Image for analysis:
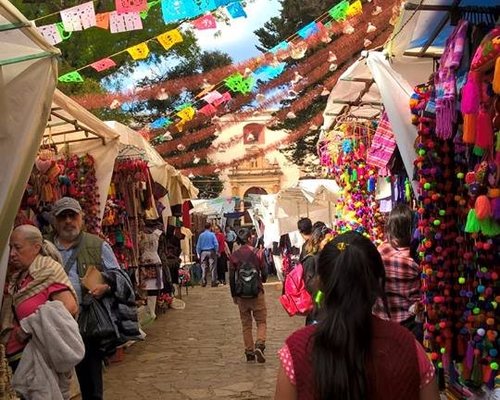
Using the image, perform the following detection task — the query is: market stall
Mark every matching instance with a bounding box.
[318,2,500,396]
[0,0,60,299]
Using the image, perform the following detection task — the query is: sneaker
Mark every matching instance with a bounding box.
[245,352,256,362]
[254,348,265,363]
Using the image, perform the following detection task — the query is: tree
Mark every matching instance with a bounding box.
[254,0,336,51]
[254,0,337,174]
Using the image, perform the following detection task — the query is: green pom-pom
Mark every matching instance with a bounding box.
[465,209,481,233]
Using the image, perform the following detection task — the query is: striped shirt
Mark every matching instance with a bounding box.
[374,242,421,323]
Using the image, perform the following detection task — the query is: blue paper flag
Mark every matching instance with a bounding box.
[151,117,172,129]
[161,0,216,23]
[252,62,286,83]
[270,41,288,54]
[297,22,319,39]
[226,2,246,18]
[215,0,233,5]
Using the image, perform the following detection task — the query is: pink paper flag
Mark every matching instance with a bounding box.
[37,24,63,45]
[202,90,222,104]
[115,0,147,14]
[198,103,217,116]
[60,1,96,31]
[213,92,232,106]
[192,14,217,30]
[109,11,143,33]
[90,58,117,72]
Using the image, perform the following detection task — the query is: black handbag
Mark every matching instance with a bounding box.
[78,294,117,341]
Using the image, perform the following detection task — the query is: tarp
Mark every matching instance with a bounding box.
[366,51,419,191]
[0,0,60,300]
[250,179,341,246]
[387,0,498,58]
[48,91,121,221]
[104,121,199,223]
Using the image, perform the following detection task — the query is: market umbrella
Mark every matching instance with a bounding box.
[0,1,60,300]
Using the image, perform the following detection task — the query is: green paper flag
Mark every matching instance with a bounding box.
[55,22,72,40]
[140,0,160,19]
[328,0,349,22]
[224,73,255,94]
[58,71,84,83]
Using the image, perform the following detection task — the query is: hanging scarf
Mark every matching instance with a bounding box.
[435,19,469,139]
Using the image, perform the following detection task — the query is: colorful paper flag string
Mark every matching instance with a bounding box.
[297,22,319,39]
[157,29,183,50]
[58,71,84,83]
[60,1,96,31]
[161,0,216,24]
[109,11,143,33]
[226,2,246,18]
[192,14,217,30]
[90,58,117,72]
[224,73,255,94]
[346,0,363,18]
[115,0,148,14]
[329,0,349,21]
[127,43,150,60]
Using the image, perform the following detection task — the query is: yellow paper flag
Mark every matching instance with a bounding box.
[127,42,150,60]
[346,0,362,17]
[176,106,195,122]
[157,29,183,51]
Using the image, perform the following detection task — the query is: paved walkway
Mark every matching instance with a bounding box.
[103,281,303,400]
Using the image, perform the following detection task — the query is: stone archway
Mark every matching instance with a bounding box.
[243,186,267,224]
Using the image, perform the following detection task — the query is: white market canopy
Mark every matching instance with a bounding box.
[249,179,342,246]
[0,0,60,300]
[105,121,199,207]
[388,0,499,58]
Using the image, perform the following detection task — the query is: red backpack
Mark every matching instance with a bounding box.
[279,261,313,317]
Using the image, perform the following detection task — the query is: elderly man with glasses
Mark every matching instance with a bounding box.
[49,197,120,400]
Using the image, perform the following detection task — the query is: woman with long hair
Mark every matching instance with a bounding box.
[275,231,439,400]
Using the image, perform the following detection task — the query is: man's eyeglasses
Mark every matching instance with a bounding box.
[56,211,80,220]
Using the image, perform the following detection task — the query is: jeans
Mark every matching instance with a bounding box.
[237,293,267,352]
[200,250,217,285]
[75,340,104,400]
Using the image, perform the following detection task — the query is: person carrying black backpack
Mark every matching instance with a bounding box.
[229,228,268,363]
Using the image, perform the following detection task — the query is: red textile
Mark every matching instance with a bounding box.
[182,201,192,229]
[366,112,397,175]
[215,232,226,255]
[285,316,420,400]
[6,275,70,356]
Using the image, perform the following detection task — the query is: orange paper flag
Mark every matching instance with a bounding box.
[95,12,110,29]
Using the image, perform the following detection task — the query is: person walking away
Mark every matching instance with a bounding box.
[274,231,439,400]
[297,218,312,260]
[1,225,79,371]
[301,225,330,325]
[229,228,267,363]
[49,197,124,400]
[214,225,229,285]
[196,222,219,287]
[373,203,423,342]
[225,225,237,253]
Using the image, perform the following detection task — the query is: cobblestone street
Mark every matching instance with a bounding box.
[103,281,302,400]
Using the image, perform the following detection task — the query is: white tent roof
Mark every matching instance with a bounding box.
[388,0,498,58]
[47,90,120,147]
[104,121,199,205]
[0,0,60,300]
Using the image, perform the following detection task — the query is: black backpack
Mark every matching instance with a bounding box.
[235,261,260,298]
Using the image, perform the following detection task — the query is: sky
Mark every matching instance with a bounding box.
[193,0,282,62]
[108,0,282,89]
